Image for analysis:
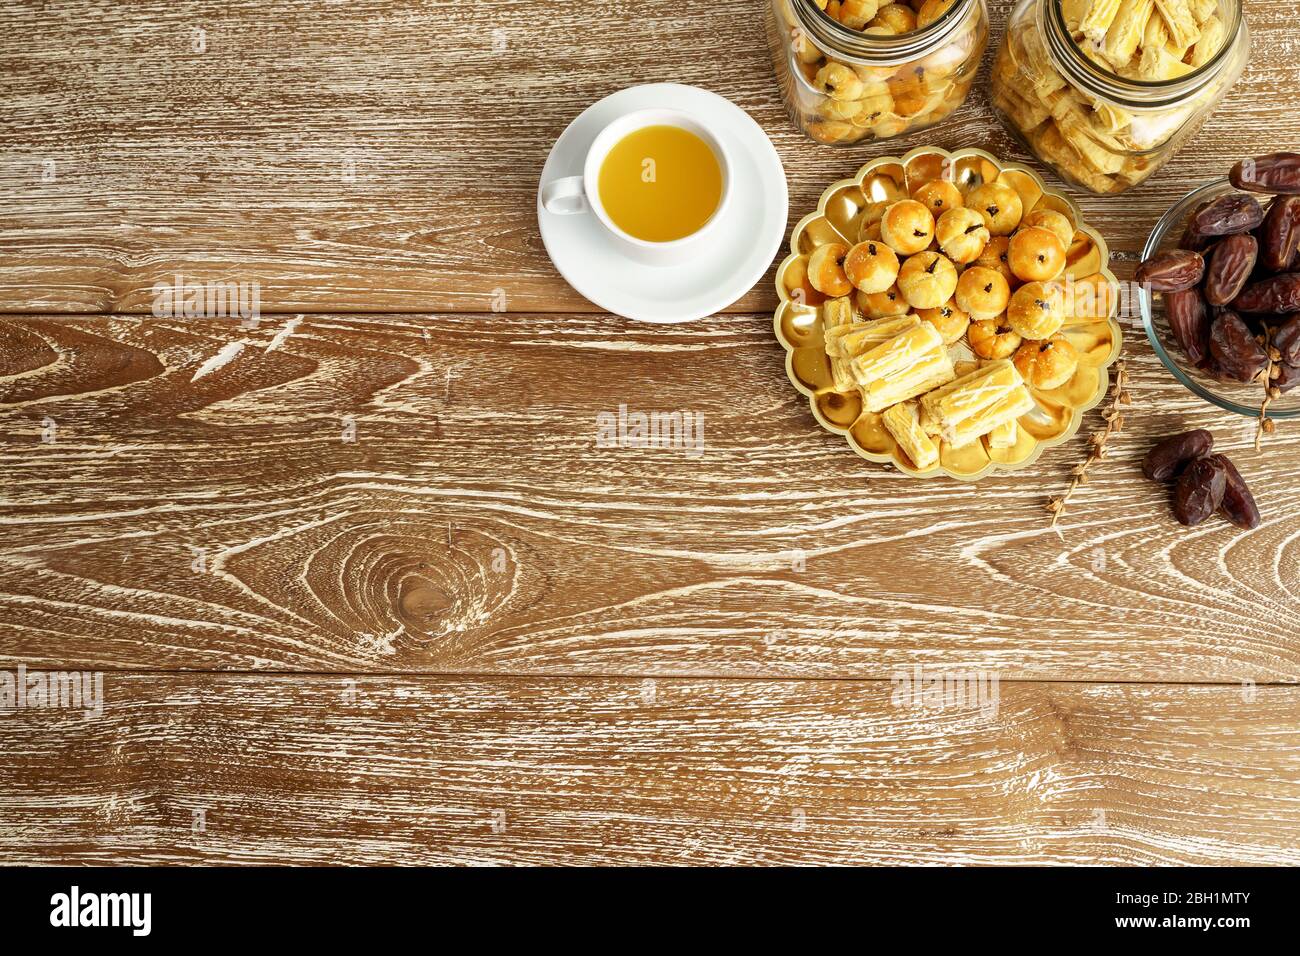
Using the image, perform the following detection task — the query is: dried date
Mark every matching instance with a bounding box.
[1260,196,1300,272]
[1142,429,1213,482]
[1207,454,1261,530]
[1166,287,1212,365]
[1232,274,1300,314]
[1136,249,1204,292]
[1209,310,1268,382]
[1230,152,1300,196]
[1204,233,1257,306]
[1173,456,1227,527]
[1180,201,1213,251]
[1274,314,1300,366]
[1191,193,1265,236]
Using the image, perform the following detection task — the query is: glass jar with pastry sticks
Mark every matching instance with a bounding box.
[990,0,1248,195]
[765,0,989,146]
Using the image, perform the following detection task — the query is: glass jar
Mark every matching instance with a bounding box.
[765,0,989,146]
[990,0,1248,194]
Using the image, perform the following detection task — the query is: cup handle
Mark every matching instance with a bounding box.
[541,175,588,215]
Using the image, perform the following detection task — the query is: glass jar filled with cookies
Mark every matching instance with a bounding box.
[765,0,989,146]
[990,0,1248,194]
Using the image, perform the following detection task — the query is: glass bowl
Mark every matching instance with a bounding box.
[1140,177,1300,419]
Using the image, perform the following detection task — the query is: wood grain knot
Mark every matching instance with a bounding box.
[398,581,453,622]
[204,510,524,665]
[338,520,519,660]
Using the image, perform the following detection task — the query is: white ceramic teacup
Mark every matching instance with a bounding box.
[539,108,732,267]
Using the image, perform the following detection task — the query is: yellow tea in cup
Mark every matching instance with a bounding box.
[597,125,722,243]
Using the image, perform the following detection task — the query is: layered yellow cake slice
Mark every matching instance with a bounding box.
[825,315,921,356]
[848,320,955,413]
[826,323,877,391]
[1154,0,1200,50]
[1062,0,1092,29]
[837,314,922,354]
[986,416,1020,450]
[920,360,1036,448]
[822,295,854,332]
[1078,0,1121,45]
[824,309,922,393]
[825,321,871,357]
[1188,14,1223,67]
[821,297,857,392]
[1103,0,1155,67]
[882,401,940,470]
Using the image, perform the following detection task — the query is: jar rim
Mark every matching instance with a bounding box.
[1043,0,1244,109]
[790,0,977,64]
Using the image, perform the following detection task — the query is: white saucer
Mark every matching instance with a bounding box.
[537,83,788,324]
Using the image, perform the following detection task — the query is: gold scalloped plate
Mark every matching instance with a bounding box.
[773,146,1123,481]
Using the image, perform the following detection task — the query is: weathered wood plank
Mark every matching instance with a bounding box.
[0,674,1294,865]
[0,1,1296,313]
[2,313,1296,679]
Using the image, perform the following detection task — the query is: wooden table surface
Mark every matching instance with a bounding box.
[1,0,1297,865]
